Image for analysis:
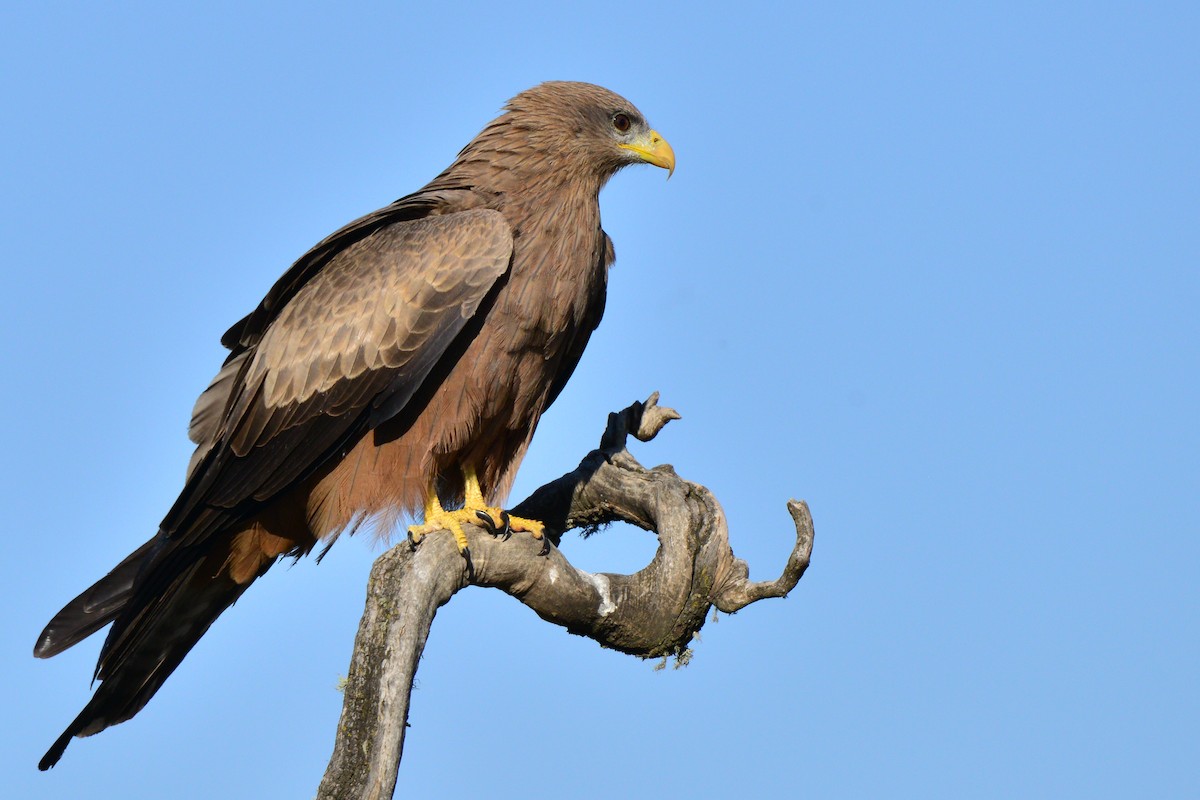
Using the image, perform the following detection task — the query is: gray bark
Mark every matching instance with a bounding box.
[316,394,814,800]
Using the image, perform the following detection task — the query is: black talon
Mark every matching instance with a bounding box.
[537,536,551,557]
[475,509,499,536]
[498,510,512,541]
[407,531,419,551]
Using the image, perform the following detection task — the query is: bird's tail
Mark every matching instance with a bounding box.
[34,538,157,659]
[36,535,269,770]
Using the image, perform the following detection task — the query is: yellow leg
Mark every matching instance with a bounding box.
[462,465,488,509]
[406,466,547,556]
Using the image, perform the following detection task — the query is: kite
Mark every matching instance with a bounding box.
[35,81,674,769]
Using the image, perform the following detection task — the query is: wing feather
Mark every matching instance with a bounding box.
[218,189,469,351]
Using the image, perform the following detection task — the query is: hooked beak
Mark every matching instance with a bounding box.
[619,129,675,177]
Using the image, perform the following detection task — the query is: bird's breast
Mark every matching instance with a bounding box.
[502,207,605,346]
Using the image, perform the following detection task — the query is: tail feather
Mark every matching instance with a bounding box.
[34,539,157,659]
[38,541,268,770]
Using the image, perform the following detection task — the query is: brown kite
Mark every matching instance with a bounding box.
[35,81,674,769]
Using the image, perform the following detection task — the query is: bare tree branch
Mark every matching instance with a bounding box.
[317,394,813,799]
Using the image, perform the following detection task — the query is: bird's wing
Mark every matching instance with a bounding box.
[218,191,455,351]
[165,208,512,550]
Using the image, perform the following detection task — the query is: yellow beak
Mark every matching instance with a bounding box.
[619,130,675,177]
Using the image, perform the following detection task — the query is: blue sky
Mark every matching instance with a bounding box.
[2,3,1196,798]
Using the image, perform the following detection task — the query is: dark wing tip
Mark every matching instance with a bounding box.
[34,537,156,659]
[220,313,251,350]
[33,589,125,659]
[33,627,59,659]
[39,728,74,770]
[34,613,87,658]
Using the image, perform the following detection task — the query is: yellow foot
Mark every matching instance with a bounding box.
[407,466,550,556]
[407,507,549,556]
[407,507,476,554]
[471,508,549,555]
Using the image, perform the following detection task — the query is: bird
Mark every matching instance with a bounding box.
[34,81,674,769]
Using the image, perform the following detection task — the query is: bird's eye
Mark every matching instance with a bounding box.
[612,113,632,133]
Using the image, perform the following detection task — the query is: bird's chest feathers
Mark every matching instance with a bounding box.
[500,211,605,355]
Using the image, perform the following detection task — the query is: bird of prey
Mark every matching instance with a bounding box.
[35,81,674,769]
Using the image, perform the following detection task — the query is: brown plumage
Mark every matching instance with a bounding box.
[34,81,674,769]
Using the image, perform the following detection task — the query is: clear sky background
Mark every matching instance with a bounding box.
[2,3,1196,798]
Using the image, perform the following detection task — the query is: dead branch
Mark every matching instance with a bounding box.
[316,393,814,800]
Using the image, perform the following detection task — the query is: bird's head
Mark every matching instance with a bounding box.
[464,81,675,188]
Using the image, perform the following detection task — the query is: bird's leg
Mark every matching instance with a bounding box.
[405,467,548,556]
[462,469,511,540]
